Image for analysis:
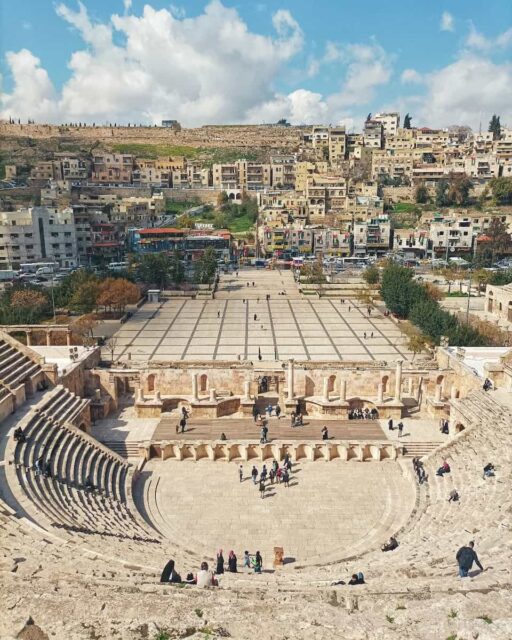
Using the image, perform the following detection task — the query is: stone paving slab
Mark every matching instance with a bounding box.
[113,271,414,363]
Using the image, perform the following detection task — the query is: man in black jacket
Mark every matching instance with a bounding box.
[456,541,483,577]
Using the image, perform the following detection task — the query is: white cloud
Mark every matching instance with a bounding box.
[413,55,512,129]
[440,11,454,32]
[465,22,512,51]
[401,68,423,84]
[0,0,393,128]
[1,1,305,126]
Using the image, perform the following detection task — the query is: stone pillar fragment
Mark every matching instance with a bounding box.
[287,358,295,401]
[339,379,347,403]
[394,360,403,401]
[322,378,329,402]
[377,383,383,404]
[191,374,199,402]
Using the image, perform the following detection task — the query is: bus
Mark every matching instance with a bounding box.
[19,262,58,275]
[341,256,373,268]
[107,261,130,272]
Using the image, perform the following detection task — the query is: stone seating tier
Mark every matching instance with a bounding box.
[6,385,154,542]
[0,339,42,390]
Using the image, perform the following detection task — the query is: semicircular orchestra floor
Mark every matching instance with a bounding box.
[138,460,416,567]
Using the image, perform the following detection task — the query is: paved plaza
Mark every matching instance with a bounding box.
[143,459,415,565]
[113,270,413,362]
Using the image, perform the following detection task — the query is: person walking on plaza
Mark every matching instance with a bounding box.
[276,466,282,484]
[260,464,267,482]
[321,426,329,440]
[259,478,266,499]
[269,468,275,484]
[252,404,259,422]
[282,469,290,487]
[179,416,187,433]
[398,421,404,438]
[456,541,483,577]
[239,465,243,483]
[388,418,393,431]
[243,550,251,569]
[275,403,281,419]
[251,465,258,484]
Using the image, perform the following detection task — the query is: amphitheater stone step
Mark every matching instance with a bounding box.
[402,442,442,457]
[100,440,141,458]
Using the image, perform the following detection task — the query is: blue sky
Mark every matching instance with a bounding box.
[1,0,511,128]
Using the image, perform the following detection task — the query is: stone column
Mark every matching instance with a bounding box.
[434,384,442,403]
[191,374,199,402]
[243,380,251,400]
[136,388,145,403]
[377,383,383,404]
[66,330,72,346]
[394,360,403,402]
[339,379,347,403]
[209,388,217,402]
[450,385,457,400]
[287,358,295,401]
[407,377,413,396]
[155,390,161,402]
[322,377,329,402]
[26,330,32,346]
[46,330,52,346]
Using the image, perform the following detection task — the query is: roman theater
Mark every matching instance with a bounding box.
[1,270,511,638]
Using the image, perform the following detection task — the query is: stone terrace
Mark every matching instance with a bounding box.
[113,270,413,363]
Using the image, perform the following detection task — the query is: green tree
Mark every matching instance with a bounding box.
[175,214,195,229]
[194,246,218,284]
[407,333,429,361]
[137,253,171,288]
[69,280,99,313]
[363,265,380,285]
[301,259,326,284]
[403,113,412,129]
[488,114,501,140]
[435,180,449,207]
[414,183,429,204]
[380,262,423,317]
[488,177,512,205]
[446,173,472,205]
[169,250,185,284]
[217,191,229,206]
[486,217,512,260]
[409,299,455,342]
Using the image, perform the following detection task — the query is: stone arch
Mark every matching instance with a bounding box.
[305,376,316,397]
[235,193,241,200]
[436,375,444,386]
[327,375,336,393]
[228,192,235,200]
[147,374,155,393]
[381,375,389,393]
[199,374,208,393]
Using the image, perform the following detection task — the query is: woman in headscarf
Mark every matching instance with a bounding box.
[160,559,182,583]
[216,549,225,575]
[228,550,237,573]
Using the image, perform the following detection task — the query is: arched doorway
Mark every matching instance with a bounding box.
[199,374,208,393]
[328,375,336,393]
[147,374,155,392]
[381,375,389,394]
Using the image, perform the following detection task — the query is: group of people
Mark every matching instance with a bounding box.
[349,407,378,420]
[387,418,404,436]
[160,550,264,586]
[290,411,304,427]
[246,456,294,498]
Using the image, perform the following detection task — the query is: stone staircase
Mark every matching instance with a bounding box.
[402,441,442,458]
[100,440,142,458]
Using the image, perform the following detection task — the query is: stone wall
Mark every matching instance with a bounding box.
[60,349,101,397]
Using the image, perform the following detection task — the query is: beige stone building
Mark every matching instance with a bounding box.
[485,284,512,322]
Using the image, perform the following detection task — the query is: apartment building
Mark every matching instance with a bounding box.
[393,228,430,258]
[430,216,474,254]
[373,113,400,138]
[30,161,62,182]
[353,215,391,255]
[270,155,296,188]
[91,153,134,184]
[328,127,347,164]
[0,207,78,269]
[363,121,383,149]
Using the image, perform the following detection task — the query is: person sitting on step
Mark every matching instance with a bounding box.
[436,459,451,476]
[381,536,398,552]
[483,462,495,479]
